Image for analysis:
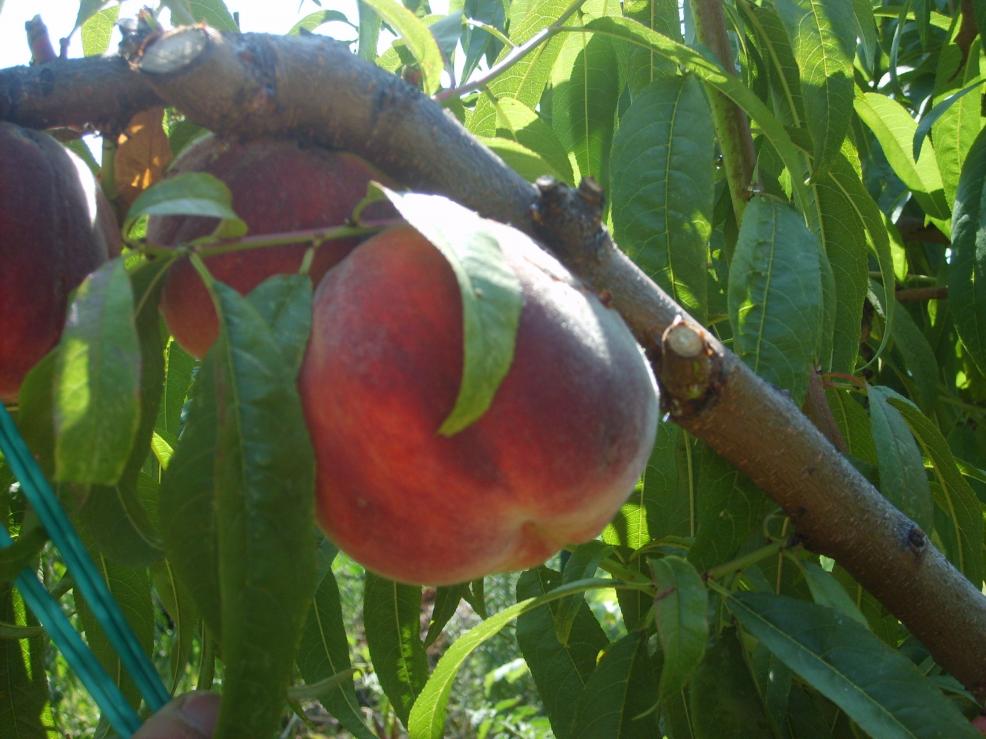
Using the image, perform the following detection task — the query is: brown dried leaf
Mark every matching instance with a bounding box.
[114,106,172,212]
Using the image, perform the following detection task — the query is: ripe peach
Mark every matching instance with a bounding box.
[0,122,117,402]
[148,136,391,358]
[299,226,659,585]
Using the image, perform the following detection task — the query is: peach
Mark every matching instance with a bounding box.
[299,226,659,585]
[148,136,392,358]
[0,122,117,402]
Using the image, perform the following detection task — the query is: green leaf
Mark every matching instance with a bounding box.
[150,561,199,692]
[516,567,608,737]
[931,61,983,208]
[468,0,573,136]
[728,196,823,403]
[475,135,568,181]
[207,280,316,738]
[243,274,313,375]
[164,0,239,32]
[727,592,981,739]
[382,190,523,435]
[554,541,612,644]
[688,444,769,573]
[126,172,243,235]
[650,556,708,699]
[689,629,772,739]
[571,631,660,737]
[364,574,429,726]
[799,559,869,628]
[159,350,222,640]
[604,424,691,550]
[812,149,870,372]
[888,395,985,586]
[77,481,163,567]
[775,0,856,175]
[54,258,141,485]
[357,1,382,60]
[363,0,444,94]
[73,0,111,30]
[610,75,713,322]
[299,570,375,739]
[853,92,949,220]
[492,97,574,182]
[81,6,119,57]
[77,558,155,714]
[817,155,895,366]
[584,16,814,224]
[867,385,933,531]
[851,0,878,72]
[949,123,986,375]
[0,583,53,738]
[407,578,622,739]
[289,10,354,35]
[738,2,805,127]
[890,301,940,412]
[550,29,620,182]
[155,339,195,448]
[621,0,680,93]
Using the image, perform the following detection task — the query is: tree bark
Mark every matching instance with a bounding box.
[3,27,986,698]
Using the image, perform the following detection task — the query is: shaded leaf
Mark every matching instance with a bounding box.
[610,75,713,322]
[492,97,575,183]
[949,124,986,375]
[728,592,980,738]
[867,385,934,531]
[364,574,429,727]
[650,556,708,699]
[126,172,243,235]
[516,567,608,737]
[299,571,375,739]
[0,583,53,738]
[571,631,660,738]
[728,196,823,403]
[775,0,856,175]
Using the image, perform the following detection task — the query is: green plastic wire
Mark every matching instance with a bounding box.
[0,525,141,737]
[0,405,170,714]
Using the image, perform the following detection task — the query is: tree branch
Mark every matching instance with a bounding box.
[2,27,986,698]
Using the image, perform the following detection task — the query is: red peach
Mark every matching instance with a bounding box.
[299,225,659,585]
[148,136,392,358]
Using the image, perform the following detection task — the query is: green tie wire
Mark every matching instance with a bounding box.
[0,404,170,723]
[0,525,142,737]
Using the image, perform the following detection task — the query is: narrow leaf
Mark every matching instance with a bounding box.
[949,124,986,374]
[571,632,660,738]
[650,556,708,699]
[54,258,141,484]
[0,584,53,737]
[208,280,316,738]
[364,574,429,727]
[424,584,468,647]
[689,629,773,738]
[610,75,713,322]
[728,592,980,738]
[550,29,620,182]
[728,196,823,403]
[775,0,856,175]
[798,560,868,627]
[516,567,608,737]
[888,395,985,586]
[407,578,621,739]
[854,92,949,220]
[126,172,243,234]
[299,571,375,739]
[492,97,575,183]
[867,385,933,531]
[383,190,523,435]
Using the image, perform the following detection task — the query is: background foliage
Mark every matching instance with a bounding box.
[2,0,986,737]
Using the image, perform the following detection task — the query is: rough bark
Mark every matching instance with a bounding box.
[3,27,986,698]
